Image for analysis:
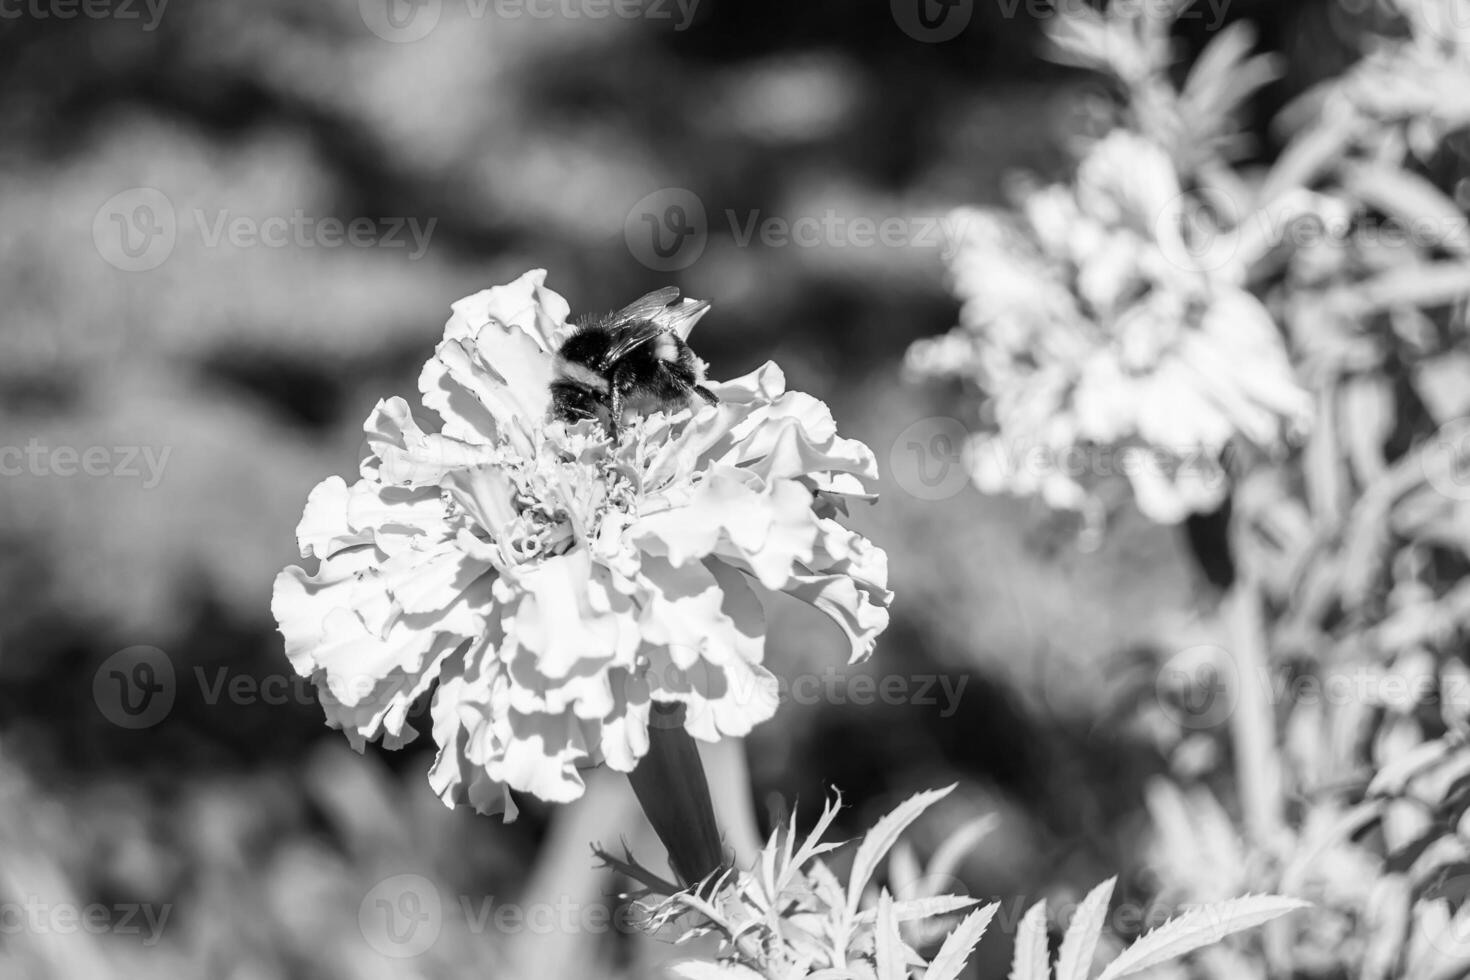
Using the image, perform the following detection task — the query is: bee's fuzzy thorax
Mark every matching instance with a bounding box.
[554,354,610,393]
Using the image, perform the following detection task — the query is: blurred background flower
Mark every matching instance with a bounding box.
[907,129,1312,526]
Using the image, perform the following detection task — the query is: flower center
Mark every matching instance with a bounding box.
[451,424,643,568]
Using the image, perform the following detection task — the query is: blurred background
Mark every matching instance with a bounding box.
[0,0,1435,977]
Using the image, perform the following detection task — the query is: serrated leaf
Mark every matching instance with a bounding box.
[809,859,847,914]
[1095,896,1309,980]
[925,902,999,980]
[855,895,979,927]
[876,890,907,980]
[1056,878,1117,980]
[845,786,956,916]
[1010,899,1050,980]
[787,791,847,891]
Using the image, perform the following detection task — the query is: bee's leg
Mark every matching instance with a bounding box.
[692,384,719,405]
[607,375,624,439]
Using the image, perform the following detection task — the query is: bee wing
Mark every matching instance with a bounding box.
[613,287,681,318]
[613,287,712,340]
[599,320,667,370]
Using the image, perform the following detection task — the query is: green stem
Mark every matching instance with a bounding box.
[627,702,727,888]
[1227,567,1286,846]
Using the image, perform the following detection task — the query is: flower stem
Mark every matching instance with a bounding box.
[1226,570,1286,845]
[627,702,727,889]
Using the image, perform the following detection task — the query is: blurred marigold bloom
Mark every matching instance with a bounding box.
[908,132,1311,525]
[272,271,891,820]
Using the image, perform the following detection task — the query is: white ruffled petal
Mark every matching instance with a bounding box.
[364,396,498,487]
[294,476,368,559]
[272,548,376,673]
[631,468,820,591]
[444,269,571,352]
[640,558,779,741]
[503,550,635,679]
[419,271,568,451]
[739,517,891,665]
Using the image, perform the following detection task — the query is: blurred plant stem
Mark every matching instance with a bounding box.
[628,703,727,887]
[510,770,641,980]
[704,737,762,867]
[1226,563,1287,848]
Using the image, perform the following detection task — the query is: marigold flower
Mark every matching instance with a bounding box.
[907,132,1310,525]
[272,271,891,822]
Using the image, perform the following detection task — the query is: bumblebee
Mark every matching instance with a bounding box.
[550,287,719,436]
